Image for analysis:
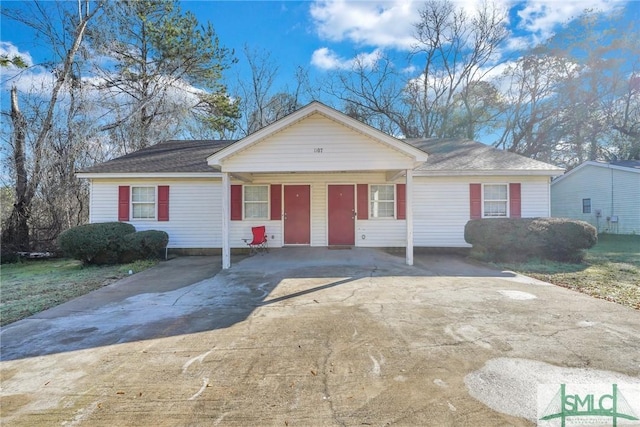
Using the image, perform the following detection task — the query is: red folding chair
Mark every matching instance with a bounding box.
[243,226,268,255]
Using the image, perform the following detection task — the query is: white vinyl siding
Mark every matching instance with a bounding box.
[551,163,640,234]
[88,174,552,250]
[413,175,552,247]
[221,113,414,173]
[230,172,401,248]
[90,178,221,248]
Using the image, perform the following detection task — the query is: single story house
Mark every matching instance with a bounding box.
[551,160,640,234]
[78,102,564,268]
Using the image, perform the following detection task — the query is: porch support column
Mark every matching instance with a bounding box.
[405,169,414,266]
[222,172,231,269]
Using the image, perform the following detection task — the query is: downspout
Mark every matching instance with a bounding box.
[610,166,615,234]
[610,166,614,218]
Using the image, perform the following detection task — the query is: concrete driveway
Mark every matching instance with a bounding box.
[1,248,639,426]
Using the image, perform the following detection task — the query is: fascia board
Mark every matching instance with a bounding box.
[414,169,564,177]
[76,172,222,179]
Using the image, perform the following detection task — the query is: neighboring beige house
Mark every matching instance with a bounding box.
[551,160,640,234]
[78,102,563,268]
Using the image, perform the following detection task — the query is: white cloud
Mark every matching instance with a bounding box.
[309,0,513,51]
[517,0,624,42]
[310,0,417,50]
[0,41,34,67]
[0,42,56,95]
[311,47,383,70]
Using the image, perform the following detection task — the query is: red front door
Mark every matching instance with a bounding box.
[328,185,355,245]
[284,185,311,245]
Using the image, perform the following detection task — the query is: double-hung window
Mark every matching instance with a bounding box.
[244,185,269,219]
[131,186,156,219]
[582,198,591,214]
[370,184,395,218]
[483,184,508,217]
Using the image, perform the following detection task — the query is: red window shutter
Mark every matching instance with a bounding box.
[357,184,368,220]
[396,184,406,220]
[270,184,282,220]
[157,185,169,221]
[509,183,521,218]
[470,183,482,219]
[230,185,242,220]
[118,186,130,221]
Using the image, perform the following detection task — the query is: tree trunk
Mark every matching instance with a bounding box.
[2,86,31,252]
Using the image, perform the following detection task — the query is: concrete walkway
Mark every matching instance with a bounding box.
[0,256,223,360]
[2,248,639,426]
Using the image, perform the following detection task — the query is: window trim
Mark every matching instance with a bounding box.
[582,198,591,214]
[369,184,396,219]
[131,185,157,220]
[243,184,270,220]
[482,183,509,218]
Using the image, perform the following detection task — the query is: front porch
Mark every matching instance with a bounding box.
[219,170,416,269]
[206,102,428,270]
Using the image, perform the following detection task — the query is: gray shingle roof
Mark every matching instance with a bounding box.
[405,138,563,172]
[80,140,235,174]
[80,137,563,175]
[611,160,640,170]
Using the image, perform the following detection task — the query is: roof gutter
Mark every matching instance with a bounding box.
[414,169,565,177]
[76,172,223,179]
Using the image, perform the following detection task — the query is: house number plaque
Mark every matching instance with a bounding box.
[313,148,324,153]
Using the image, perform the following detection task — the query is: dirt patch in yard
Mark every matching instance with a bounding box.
[494,234,640,310]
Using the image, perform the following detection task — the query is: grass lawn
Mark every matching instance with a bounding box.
[493,234,640,309]
[0,258,158,327]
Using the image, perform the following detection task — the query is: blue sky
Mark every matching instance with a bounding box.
[2,0,637,92]
[187,0,637,87]
[0,0,638,141]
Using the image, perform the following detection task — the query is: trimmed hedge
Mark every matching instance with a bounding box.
[57,222,168,265]
[464,218,597,263]
[119,230,169,263]
[58,222,135,264]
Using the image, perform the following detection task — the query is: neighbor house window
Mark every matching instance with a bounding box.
[131,186,156,219]
[370,184,395,218]
[244,185,269,219]
[483,184,508,217]
[582,198,591,214]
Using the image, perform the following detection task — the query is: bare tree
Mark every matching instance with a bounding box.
[327,0,507,139]
[328,53,416,137]
[1,0,102,252]
[497,9,640,166]
[410,0,507,137]
[232,46,308,137]
[495,54,574,164]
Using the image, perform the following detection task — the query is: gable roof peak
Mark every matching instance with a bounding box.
[207,101,429,168]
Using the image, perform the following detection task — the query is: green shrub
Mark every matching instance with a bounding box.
[529,218,598,262]
[465,218,597,263]
[58,222,135,264]
[1,249,20,264]
[119,230,169,263]
[58,222,169,265]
